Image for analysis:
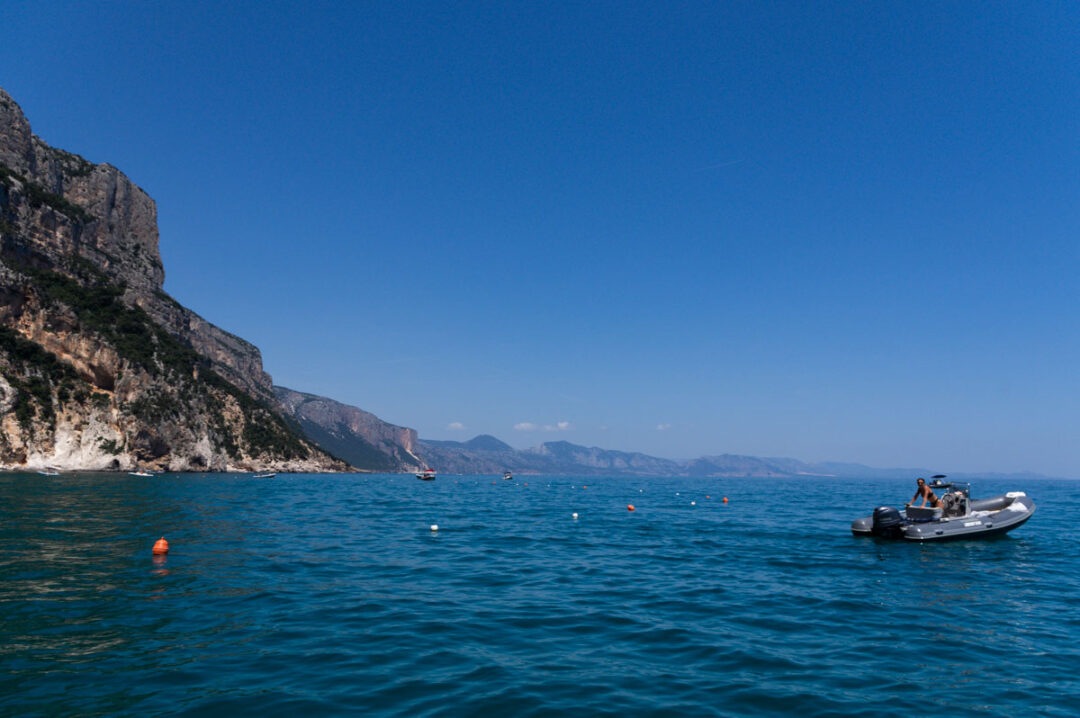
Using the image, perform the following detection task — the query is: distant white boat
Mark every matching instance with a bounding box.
[416,469,436,481]
[37,466,61,477]
[253,472,276,479]
[129,469,154,477]
[503,471,514,480]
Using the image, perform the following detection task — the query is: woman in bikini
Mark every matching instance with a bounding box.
[907,477,943,509]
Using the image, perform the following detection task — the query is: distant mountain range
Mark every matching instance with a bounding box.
[417,436,1048,479]
[276,389,1056,478]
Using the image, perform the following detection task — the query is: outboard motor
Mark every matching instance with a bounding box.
[871,506,905,538]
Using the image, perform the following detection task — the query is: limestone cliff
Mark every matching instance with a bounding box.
[0,87,342,472]
[275,387,422,471]
[0,89,273,404]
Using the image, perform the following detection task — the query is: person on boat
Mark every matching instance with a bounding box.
[906,477,943,509]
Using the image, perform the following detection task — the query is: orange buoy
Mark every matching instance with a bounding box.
[152,537,169,554]
[723,497,728,503]
[627,504,635,511]
[706,495,711,499]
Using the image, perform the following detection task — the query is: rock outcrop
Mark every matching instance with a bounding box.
[275,387,422,471]
[0,87,341,472]
[0,89,273,404]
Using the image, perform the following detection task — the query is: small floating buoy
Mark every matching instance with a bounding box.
[627,504,635,512]
[691,501,696,506]
[152,537,169,554]
[430,524,439,532]
[723,497,728,503]
[583,485,587,489]
[572,512,578,519]
[676,492,680,496]
[706,495,710,499]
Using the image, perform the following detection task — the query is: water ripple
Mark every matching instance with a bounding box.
[1,473,1078,715]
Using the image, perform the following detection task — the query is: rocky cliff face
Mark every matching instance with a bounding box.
[0,87,341,472]
[0,89,273,404]
[275,387,422,471]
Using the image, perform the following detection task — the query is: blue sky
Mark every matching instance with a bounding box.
[2,1,1077,475]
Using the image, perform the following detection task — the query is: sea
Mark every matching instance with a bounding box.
[1,472,1077,717]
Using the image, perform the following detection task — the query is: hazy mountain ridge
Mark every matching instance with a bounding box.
[417,435,1059,479]
[257,384,1062,479]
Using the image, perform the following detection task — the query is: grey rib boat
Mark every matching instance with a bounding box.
[851,477,1035,541]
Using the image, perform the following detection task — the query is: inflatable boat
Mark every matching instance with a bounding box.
[851,478,1035,541]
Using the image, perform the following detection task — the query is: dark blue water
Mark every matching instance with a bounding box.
[2,473,1077,716]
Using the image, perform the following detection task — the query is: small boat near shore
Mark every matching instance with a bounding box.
[503,471,513,480]
[37,466,61,477]
[129,469,155,477]
[851,477,1035,541]
[416,469,436,481]
[253,472,276,479]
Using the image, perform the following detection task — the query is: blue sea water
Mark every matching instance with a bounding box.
[1,473,1078,717]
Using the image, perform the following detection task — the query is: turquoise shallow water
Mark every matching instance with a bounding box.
[1,473,1077,716]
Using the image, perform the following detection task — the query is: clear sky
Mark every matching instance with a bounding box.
[2,1,1077,475]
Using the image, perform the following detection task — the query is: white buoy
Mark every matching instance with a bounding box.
[572,512,578,519]
[676,492,680,496]
[691,501,696,506]
[430,524,439,532]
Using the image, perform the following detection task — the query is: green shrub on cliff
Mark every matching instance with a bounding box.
[126,388,184,424]
[25,268,199,378]
[0,326,85,430]
[99,438,122,455]
[9,267,316,462]
[0,326,79,383]
[50,147,95,178]
[0,163,94,225]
